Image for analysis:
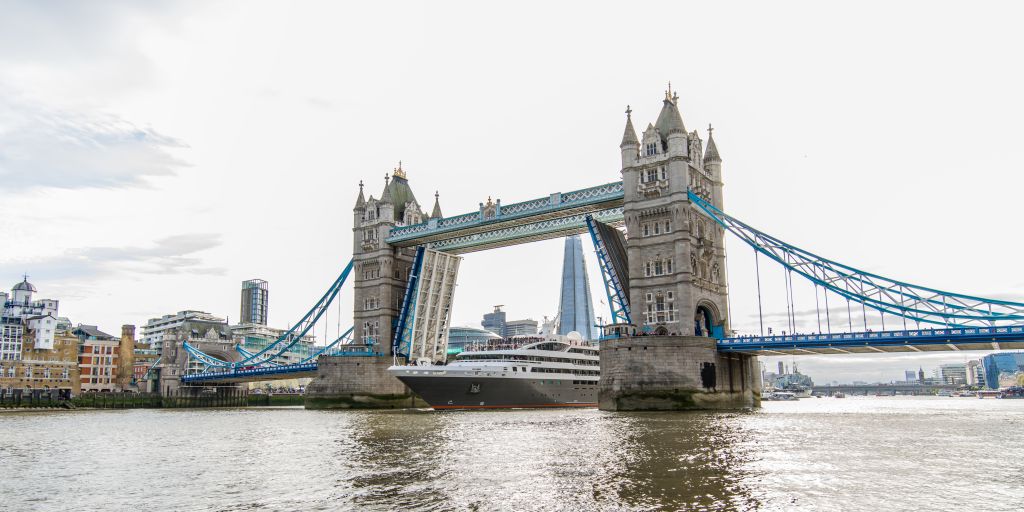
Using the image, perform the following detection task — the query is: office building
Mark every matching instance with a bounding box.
[939,363,967,385]
[140,310,226,352]
[505,319,539,337]
[556,235,598,340]
[75,325,120,392]
[241,279,269,326]
[981,352,1024,389]
[904,370,917,382]
[482,306,506,336]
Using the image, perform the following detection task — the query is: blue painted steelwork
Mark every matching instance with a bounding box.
[182,259,355,374]
[585,215,632,325]
[393,247,426,358]
[718,326,1024,353]
[388,181,625,243]
[233,260,354,367]
[181,343,382,384]
[428,207,625,253]
[384,182,625,253]
[688,190,1024,328]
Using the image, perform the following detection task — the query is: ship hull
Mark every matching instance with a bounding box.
[395,375,598,409]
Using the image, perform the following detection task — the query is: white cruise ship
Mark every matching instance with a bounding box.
[388,334,600,409]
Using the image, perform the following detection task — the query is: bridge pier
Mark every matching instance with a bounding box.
[304,355,426,409]
[599,336,760,411]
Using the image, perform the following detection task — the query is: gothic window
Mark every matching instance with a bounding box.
[654,222,661,235]
[362,321,380,343]
[659,166,667,180]
[642,223,650,237]
[366,209,376,221]
[644,262,652,277]
[363,229,377,242]
[646,293,653,303]
[645,169,657,183]
[666,259,673,273]
[654,260,663,275]
[646,143,657,156]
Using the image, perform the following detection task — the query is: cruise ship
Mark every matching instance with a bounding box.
[388,335,600,409]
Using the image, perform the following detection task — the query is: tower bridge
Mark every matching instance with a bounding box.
[175,87,1024,409]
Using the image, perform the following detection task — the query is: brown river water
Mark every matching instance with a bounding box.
[1,396,1022,511]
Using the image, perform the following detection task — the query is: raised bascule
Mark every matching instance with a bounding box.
[175,86,1024,410]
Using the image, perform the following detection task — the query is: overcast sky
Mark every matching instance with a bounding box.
[1,1,1022,384]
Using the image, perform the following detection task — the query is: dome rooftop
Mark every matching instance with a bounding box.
[13,276,36,293]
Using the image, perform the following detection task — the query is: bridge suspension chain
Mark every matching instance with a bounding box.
[688,190,1024,327]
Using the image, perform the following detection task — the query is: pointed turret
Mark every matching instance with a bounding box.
[620,105,639,147]
[620,106,640,168]
[380,173,393,203]
[704,124,721,164]
[430,191,443,219]
[654,82,686,139]
[354,180,366,211]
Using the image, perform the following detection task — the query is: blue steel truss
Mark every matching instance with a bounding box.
[585,215,632,325]
[688,190,1024,327]
[182,259,355,372]
[428,207,625,253]
[385,181,625,253]
[393,247,426,358]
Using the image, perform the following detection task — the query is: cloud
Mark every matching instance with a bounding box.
[0,233,224,281]
[0,93,189,191]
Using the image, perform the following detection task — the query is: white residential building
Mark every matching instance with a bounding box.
[140,310,226,351]
[2,277,60,361]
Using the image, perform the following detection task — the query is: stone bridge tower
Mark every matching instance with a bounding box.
[351,163,435,355]
[619,85,729,338]
[600,86,758,411]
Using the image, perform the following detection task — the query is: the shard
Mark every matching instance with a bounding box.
[557,235,598,340]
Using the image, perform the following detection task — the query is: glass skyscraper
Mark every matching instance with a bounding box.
[557,235,598,340]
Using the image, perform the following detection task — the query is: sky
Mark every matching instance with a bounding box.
[1,1,1022,384]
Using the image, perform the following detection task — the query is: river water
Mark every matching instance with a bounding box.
[1,397,1022,511]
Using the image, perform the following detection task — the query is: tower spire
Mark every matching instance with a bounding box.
[381,173,393,203]
[431,191,443,219]
[620,105,639,147]
[704,123,721,163]
[355,180,366,209]
[393,160,407,180]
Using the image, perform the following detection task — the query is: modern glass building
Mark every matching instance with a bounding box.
[982,352,1024,389]
[447,326,502,355]
[241,279,269,325]
[481,306,506,337]
[557,235,598,340]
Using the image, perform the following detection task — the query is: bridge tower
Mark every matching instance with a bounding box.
[305,163,430,409]
[600,86,758,411]
[351,163,426,354]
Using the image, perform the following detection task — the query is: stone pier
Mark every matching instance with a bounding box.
[304,355,426,409]
[599,336,760,411]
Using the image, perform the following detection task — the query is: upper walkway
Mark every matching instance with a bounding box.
[385,181,624,253]
[717,326,1024,355]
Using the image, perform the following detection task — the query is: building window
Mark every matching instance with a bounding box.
[646,143,657,156]
[664,221,671,233]
[659,166,667,180]
[654,222,661,235]
[645,169,657,183]
[642,224,650,237]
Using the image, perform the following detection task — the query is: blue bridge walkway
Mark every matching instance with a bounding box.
[718,326,1024,355]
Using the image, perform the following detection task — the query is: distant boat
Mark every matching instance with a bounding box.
[833,392,846,399]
